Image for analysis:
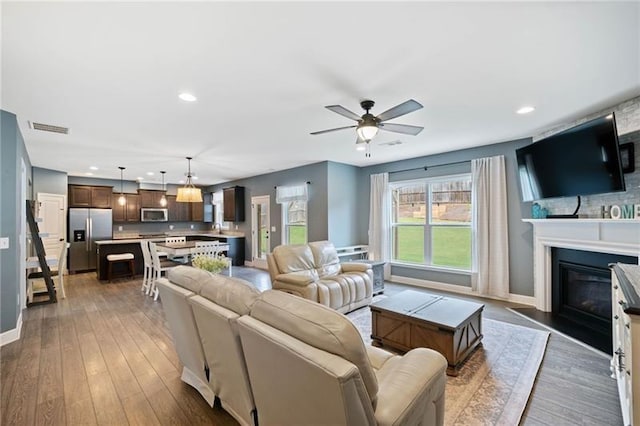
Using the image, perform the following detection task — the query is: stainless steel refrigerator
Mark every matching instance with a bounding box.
[68,208,112,272]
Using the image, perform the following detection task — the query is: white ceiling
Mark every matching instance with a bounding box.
[2,1,639,186]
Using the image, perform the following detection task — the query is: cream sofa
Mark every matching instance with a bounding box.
[238,290,448,425]
[267,241,373,314]
[158,266,447,426]
[156,266,260,426]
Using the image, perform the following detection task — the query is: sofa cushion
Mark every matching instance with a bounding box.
[199,274,260,315]
[273,244,316,274]
[250,290,379,402]
[309,241,341,278]
[167,265,213,293]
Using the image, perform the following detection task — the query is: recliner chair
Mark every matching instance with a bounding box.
[238,290,447,426]
[267,241,373,314]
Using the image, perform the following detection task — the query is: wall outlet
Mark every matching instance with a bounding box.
[118,226,123,232]
[0,237,9,249]
[190,224,194,229]
[169,225,174,230]
[271,226,276,232]
[235,225,239,230]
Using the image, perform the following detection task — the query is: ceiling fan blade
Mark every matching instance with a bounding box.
[379,123,424,135]
[310,125,357,135]
[376,99,423,122]
[325,105,362,121]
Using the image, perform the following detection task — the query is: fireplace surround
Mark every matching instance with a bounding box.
[523,219,639,352]
[550,248,636,353]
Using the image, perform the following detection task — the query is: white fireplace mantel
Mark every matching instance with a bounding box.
[523,219,640,311]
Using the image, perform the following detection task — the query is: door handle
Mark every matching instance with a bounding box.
[59,238,64,241]
[86,218,90,251]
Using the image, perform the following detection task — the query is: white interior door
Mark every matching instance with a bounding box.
[251,195,270,269]
[36,193,67,258]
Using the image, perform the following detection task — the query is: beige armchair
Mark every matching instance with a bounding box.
[267,241,373,313]
[238,290,447,426]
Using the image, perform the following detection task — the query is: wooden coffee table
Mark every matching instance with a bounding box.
[370,289,484,376]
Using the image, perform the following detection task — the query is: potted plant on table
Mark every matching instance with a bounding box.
[191,254,229,275]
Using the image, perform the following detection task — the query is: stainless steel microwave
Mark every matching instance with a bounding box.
[141,208,168,222]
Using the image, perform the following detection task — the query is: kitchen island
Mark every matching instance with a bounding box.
[95,233,245,281]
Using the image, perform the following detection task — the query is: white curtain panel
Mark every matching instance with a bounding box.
[276,184,308,204]
[471,155,510,298]
[368,172,391,278]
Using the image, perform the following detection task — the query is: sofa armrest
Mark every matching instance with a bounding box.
[275,271,316,286]
[340,262,371,273]
[374,348,447,426]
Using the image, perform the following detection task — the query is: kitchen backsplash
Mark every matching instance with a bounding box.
[112,221,213,238]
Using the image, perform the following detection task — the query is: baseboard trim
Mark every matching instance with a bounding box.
[0,312,23,347]
[390,275,536,307]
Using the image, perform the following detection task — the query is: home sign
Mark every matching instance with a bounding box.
[601,204,640,219]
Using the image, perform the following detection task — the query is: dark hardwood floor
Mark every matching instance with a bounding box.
[1,268,623,425]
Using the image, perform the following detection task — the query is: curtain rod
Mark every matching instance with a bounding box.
[274,181,310,189]
[389,160,470,175]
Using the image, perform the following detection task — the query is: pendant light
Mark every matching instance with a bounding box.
[159,171,167,207]
[176,157,203,203]
[117,166,126,206]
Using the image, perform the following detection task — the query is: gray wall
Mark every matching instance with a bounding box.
[357,138,534,296]
[208,162,330,260]
[327,162,361,247]
[536,96,640,216]
[33,167,67,196]
[1,110,32,333]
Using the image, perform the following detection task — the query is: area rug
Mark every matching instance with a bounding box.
[347,301,550,425]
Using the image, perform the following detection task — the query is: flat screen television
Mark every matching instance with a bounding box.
[516,113,626,202]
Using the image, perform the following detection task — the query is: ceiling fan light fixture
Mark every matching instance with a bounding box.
[356,123,379,142]
[176,157,203,203]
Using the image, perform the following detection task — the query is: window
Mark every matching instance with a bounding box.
[391,175,472,270]
[212,191,228,229]
[283,200,307,245]
[276,184,308,245]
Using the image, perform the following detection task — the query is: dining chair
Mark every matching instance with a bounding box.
[140,240,154,295]
[192,241,233,277]
[27,242,70,303]
[165,236,186,244]
[165,236,188,262]
[149,241,182,300]
[193,241,219,259]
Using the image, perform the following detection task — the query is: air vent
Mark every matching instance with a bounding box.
[28,121,69,134]
[379,140,403,146]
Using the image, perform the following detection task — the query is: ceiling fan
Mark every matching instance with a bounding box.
[311,99,424,157]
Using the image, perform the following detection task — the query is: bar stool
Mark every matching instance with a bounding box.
[106,252,135,282]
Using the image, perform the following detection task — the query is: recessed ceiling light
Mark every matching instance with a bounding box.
[179,92,197,102]
[85,172,93,176]
[137,177,144,180]
[516,106,535,115]
[89,166,98,170]
[192,176,199,180]
[146,172,154,176]
[606,114,613,119]
[179,180,185,184]
[356,145,366,151]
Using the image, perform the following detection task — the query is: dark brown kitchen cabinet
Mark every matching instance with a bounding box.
[223,186,245,222]
[167,195,191,222]
[191,201,204,222]
[139,190,167,208]
[112,194,140,222]
[69,185,113,208]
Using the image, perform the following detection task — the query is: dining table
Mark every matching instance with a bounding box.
[155,240,232,275]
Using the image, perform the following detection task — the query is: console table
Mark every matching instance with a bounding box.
[611,263,640,426]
